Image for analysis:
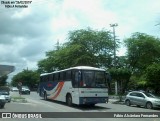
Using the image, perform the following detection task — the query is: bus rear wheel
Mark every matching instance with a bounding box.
[66,94,72,106]
[89,104,95,107]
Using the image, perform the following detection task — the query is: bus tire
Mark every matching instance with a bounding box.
[0,104,5,109]
[66,94,72,106]
[44,92,48,100]
[89,104,95,107]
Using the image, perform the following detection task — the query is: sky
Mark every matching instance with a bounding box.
[0,0,160,82]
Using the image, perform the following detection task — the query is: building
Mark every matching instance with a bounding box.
[0,65,15,77]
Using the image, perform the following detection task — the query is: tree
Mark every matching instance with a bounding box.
[38,28,116,72]
[38,45,84,72]
[109,68,131,94]
[0,75,8,86]
[124,32,160,91]
[11,70,39,90]
[145,63,160,94]
[124,32,160,74]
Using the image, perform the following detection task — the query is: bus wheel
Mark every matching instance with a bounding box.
[66,94,72,106]
[0,104,5,109]
[44,92,48,100]
[89,104,95,107]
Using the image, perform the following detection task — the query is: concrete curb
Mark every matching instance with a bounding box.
[12,98,28,103]
[109,95,126,100]
[109,96,125,105]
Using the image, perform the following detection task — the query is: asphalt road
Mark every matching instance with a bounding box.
[0,91,159,121]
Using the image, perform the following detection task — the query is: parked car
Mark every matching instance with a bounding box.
[0,92,6,108]
[0,91,11,102]
[125,91,160,109]
[21,86,30,95]
[11,87,19,92]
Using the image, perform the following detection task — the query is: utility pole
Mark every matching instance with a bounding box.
[110,23,118,95]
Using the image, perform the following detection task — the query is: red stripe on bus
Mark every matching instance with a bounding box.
[55,82,61,92]
[51,82,64,100]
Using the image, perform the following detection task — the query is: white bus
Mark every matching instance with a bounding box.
[38,66,109,106]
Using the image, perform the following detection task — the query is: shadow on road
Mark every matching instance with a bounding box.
[41,99,111,111]
[128,105,160,111]
[72,104,111,111]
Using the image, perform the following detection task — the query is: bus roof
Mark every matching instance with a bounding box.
[40,73,50,76]
[40,66,105,76]
[70,66,105,71]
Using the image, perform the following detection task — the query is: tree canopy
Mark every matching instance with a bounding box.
[124,32,160,93]
[124,32,160,74]
[145,63,160,94]
[11,70,39,90]
[38,28,116,72]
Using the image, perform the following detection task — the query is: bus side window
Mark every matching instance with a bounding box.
[66,70,71,81]
[55,73,59,82]
[42,76,45,82]
[44,75,49,82]
[49,74,53,82]
[72,70,79,88]
[52,74,55,82]
[60,72,65,81]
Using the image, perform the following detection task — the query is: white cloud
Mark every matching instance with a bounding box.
[51,14,80,31]
[11,8,31,19]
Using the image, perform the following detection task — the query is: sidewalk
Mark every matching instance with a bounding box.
[108,95,125,105]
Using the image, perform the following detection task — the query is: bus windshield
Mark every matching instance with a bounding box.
[80,70,107,88]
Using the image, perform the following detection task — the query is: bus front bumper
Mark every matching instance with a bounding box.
[79,97,108,105]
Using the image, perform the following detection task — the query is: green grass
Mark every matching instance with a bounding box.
[11,96,27,103]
